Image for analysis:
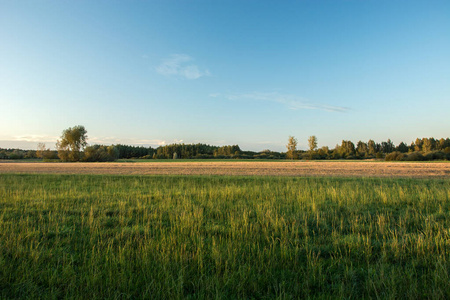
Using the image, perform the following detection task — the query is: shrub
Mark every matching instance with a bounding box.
[83,145,118,162]
[8,150,24,159]
[424,151,445,161]
[404,152,424,161]
[385,151,407,161]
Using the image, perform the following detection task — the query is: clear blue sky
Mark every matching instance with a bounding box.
[1,0,449,151]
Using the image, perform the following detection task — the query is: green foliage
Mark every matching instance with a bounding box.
[356,141,368,158]
[157,143,220,159]
[308,135,318,152]
[214,145,241,158]
[253,149,283,159]
[307,136,318,159]
[1,174,449,298]
[397,142,409,153]
[422,138,434,153]
[56,125,88,162]
[7,149,25,159]
[335,140,356,158]
[385,151,407,161]
[381,139,394,153]
[36,142,46,159]
[404,151,425,161]
[3,136,450,161]
[439,138,450,150]
[83,145,119,162]
[317,146,329,159]
[367,139,378,156]
[36,143,58,160]
[115,144,156,159]
[286,136,298,160]
[414,138,424,152]
[424,151,447,161]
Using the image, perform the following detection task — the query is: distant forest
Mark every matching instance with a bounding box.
[1,137,449,162]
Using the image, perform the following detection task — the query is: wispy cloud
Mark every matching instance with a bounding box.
[156,54,210,80]
[13,135,59,142]
[11,134,185,148]
[213,92,349,112]
[89,137,184,147]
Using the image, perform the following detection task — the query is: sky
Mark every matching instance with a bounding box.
[1,0,449,152]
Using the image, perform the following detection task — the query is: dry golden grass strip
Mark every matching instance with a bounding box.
[1,161,449,178]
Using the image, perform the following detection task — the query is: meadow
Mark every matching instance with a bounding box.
[1,174,449,299]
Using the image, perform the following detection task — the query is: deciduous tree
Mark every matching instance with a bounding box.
[56,125,88,162]
[286,136,298,160]
[36,143,46,159]
[356,141,368,157]
[308,136,318,152]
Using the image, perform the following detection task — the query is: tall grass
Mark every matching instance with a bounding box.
[0,174,449,299]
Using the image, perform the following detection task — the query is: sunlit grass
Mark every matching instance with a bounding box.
[0,174,449,299]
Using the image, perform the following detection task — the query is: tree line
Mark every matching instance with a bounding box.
[1,126,449,161]
[286,136,450,161]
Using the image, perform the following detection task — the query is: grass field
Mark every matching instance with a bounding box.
[1,174,449,299]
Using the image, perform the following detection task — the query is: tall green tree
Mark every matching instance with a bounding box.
[356,141,368,157]
[308,136,318,152]
[339,140,356,158]
[396,142,409,153]
[368,140,377,156]
[414,138,423,152]
[381,139,394,153]
[56,125,88,161]
[286,136,298,160]
[422,138,433,153]
[307,136,318,159]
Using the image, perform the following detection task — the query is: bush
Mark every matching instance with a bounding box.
[404,152,424,161]
[424,151,445,161]
[42,150,59,160]
[385,151,407,161]
[83,145,118,162]
[8,150,24,160]
[375,152,384,159]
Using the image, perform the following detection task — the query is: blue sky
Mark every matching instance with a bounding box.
[1,0,449,151]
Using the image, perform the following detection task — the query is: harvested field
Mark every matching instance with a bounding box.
[1,161,449,178]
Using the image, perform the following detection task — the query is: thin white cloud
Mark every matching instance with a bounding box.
[89,137,186,147]
[13,135,59,142]
[156,54,210,80]
[11,134,185,148]
[216,92,349,112]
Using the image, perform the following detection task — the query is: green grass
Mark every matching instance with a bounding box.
[1,174,449,299]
